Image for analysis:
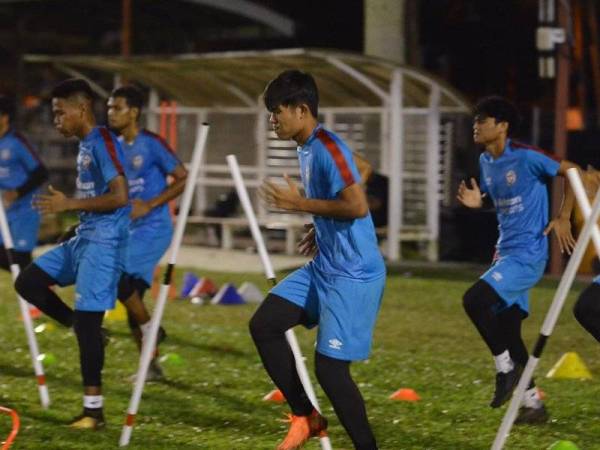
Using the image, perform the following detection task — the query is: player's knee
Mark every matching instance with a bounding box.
[462,279,496,315]
[314,352,349,388]
[249,295,279,341]
[15,264,43,303]
[574,284,599,326]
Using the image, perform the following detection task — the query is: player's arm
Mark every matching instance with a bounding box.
[262,174,368,219]
[3,165,49,207]
[33,175,128,214]
[544,159,581,254]
[130,164,188,219]
[353,153,372,186]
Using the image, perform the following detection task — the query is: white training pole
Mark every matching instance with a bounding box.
[227,154,333,450]
[119,123,210,447]
[0,199,49,408]
[567,168,600,254]
[491,185,600,450]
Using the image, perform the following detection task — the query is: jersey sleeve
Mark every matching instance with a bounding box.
[478,158,489,194]
[96,129,124,184]
[152,137,180,175]
[525,149,560,179]
[316,131,358,197]
[13,136,41,172]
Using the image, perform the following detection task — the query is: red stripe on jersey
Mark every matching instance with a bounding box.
[13,131,42,163]
[99,127,124,174]
[512,140,562,162]
[316,129,354,187]
[141,129,182,164]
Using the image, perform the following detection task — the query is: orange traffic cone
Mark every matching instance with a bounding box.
[263,389,286,403]
[389,388,421,402]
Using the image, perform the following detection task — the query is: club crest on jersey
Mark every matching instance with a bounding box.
[0,149,10,160]
[132,155,143,169]
[79,153,92,170]
[505,170,517,186]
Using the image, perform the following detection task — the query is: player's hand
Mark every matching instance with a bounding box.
[457,178,485,208]
[33,185,70,214]
[130,199,152,219]
[260,174,304,211]
[2,190,18,208]
[544,216,576,255]
[297,223,317,257]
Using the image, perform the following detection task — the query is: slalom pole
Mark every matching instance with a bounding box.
[0,200,49,408]
[226,154,333,450]
[567,168,600,254]
[491,185,600,450]
[119,123,210,447]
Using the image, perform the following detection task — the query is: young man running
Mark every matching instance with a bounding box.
[15,78,130,429]
[458,96,578,423]
[0,96,48,270]
[107,85,188,380]
[251,70,385,450]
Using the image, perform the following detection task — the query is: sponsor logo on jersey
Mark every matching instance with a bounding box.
[505,170,517,186]
[0,149,10,160]
[328,338,343,350]
[132,155,143,169]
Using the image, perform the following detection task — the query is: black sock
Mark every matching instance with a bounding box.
[15,263,74,327]
[462,279,508,356]
[315,352,377,450]
[249,294,314,416]
[74,311,105,387]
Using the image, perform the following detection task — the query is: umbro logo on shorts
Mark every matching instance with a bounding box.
[328,338,343,350]
[491,271,503,282]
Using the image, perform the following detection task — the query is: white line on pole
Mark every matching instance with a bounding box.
[491,184,600,450]
[119,123,210,447]
[567,167,600,254]
[227,154,333,450]
[0,199,49,408]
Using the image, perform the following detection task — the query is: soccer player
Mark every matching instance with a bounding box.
[15,78,130,429]
[107,85,188,380]
[458,96,578,424]
[0,96,48,270]
[251,70,385,450]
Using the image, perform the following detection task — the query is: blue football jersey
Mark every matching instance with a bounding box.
[75,127,130,243]
[479,139,560,262]
[297,125,385,280]
[0,129,43,215]
[120,129,180,232]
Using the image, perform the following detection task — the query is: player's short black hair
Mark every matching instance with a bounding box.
[0,95,15,120]
[110,85,144,114]
[51,78,95,102]
[474,96,520,136]
[263,70,319,117]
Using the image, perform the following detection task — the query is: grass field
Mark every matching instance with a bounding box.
[0,264,599,450]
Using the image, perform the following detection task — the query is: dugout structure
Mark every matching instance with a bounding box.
[26,48,471,261]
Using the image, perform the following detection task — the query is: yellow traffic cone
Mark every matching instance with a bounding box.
[105,301,127,322]
[546,352,592,380]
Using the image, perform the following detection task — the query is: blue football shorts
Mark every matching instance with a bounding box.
[481,255,547,315]
[34,235,125,312]
[271,261,385,361]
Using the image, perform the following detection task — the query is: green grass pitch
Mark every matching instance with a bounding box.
[0,266,598,449]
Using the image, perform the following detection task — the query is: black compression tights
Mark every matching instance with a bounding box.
[574,283,600,342]
[0,247,31,271]
[74,311,105,386]
[15,263,74,328]
[250,294,378,450]
[462,279,529,367]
